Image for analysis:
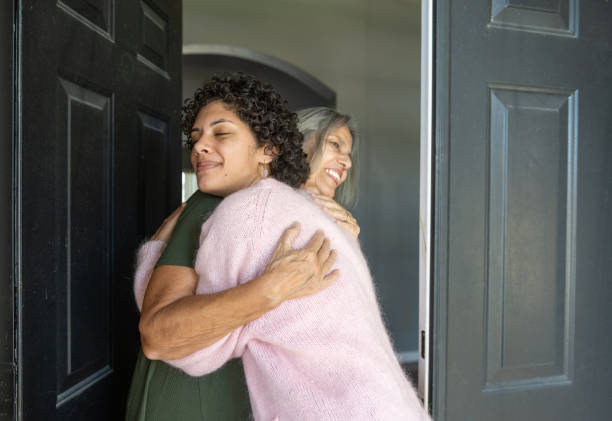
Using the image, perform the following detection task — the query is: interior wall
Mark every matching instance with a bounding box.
[183,0,421,356]
[0,1,14,418]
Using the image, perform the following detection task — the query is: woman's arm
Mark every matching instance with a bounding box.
[139,222,338,361]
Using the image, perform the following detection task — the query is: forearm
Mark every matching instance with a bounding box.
[139,218,338,361]
[140,272,278,360]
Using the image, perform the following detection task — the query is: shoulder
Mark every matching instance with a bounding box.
[194,179,307,282]
[182,191,222,219]
[201,179,307,239]
[215,179,304,219]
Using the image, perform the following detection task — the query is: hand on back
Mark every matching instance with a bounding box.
[148,206,342,310]
[310,193,360,240]
[260,222,340,305]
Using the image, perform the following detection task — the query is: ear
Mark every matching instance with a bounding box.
[261,143,279,164]
[302,134,315,163]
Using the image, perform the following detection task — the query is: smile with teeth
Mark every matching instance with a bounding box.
[325,168,342,184]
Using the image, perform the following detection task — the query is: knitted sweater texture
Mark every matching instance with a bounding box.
[134,178,430,421]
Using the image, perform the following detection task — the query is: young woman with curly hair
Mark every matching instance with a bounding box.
[128,74,430,420]
[126,73,339,421]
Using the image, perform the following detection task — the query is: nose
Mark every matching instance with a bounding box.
[192,136,211,155]
[338,153,352,169]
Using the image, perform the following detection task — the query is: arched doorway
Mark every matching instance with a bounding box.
[183,44,336,110]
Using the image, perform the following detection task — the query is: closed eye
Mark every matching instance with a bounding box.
[190,130,202,142]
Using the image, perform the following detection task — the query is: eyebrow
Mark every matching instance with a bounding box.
[329,135,349,148]
[210,118,235,127]
[190,118,236,132]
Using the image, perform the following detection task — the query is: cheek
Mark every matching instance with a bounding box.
[308,157,323,176]
[228,146,257,177]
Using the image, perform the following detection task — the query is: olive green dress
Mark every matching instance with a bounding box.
[125,191,252,421]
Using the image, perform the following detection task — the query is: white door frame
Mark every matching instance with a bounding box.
[418,0,434,410]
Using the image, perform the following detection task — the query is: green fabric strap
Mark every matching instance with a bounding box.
[125,190,252,421]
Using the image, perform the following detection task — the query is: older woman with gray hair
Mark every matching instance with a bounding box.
[297,106,361,239]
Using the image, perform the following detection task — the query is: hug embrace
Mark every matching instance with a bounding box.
[126,73,431,421]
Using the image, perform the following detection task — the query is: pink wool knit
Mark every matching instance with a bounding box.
[135,178,431,421]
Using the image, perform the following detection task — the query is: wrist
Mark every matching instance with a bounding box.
[251,272,285,310]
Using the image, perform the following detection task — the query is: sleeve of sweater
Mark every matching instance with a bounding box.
[133,240,167,311]
[162,187,272,376]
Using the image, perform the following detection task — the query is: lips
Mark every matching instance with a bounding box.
[325,168,342,185]
[196,160,221,172]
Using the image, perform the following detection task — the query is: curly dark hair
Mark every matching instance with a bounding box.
[182,72,309,188]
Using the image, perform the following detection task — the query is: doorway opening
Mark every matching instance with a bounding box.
[182,0,424,382]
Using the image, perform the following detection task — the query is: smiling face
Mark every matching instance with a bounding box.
[303,124,353,198]
[190,101,269,197]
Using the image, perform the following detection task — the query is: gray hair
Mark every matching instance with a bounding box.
[296,107,359,208]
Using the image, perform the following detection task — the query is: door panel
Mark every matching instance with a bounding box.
[54,78,113,405]
[0,2,14,420]
[433,1,612,420]
[138,110,171,236]
[19,1,181,419]
[486,85,576,390]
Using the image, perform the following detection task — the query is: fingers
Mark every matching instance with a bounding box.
[311,196,357,226]
[325,208,357,226]
[310,192,334,202]
[278,222,301,250]
[337,220,360,240]
[311,193,334,203]
[320,249,337,276]
[304,229,326,253]
[313,195,342,212]
[152,203,187,241]
[337,218,358,230]
[165,203,187,223]
[322,269,340,285]
[323,206,349,222]
[173,202,187,214]
[317,237,331,263]
[288,267,339,300]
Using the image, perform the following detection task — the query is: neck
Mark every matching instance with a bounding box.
[303,183,323,196]
[215,174,265,198]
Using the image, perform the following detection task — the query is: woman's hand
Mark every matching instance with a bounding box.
[150,203,186,243]
[311,193,360,240]
[260,222,340,305]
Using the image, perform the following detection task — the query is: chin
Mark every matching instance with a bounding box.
[197,180,218,195]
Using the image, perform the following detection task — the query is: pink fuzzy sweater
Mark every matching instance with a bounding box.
[134,178,431,421]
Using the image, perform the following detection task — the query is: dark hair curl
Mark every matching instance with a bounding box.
[182,72,309,188]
